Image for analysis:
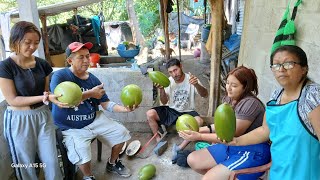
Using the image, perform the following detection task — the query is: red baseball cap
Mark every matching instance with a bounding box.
[66,42,93,57]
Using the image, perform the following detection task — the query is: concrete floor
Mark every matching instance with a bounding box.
[74,55,210,180]
[83,132,202,180]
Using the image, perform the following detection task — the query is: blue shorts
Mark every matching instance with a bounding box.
[207,143,271,180]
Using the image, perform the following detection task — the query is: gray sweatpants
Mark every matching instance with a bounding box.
[4,105,62,180]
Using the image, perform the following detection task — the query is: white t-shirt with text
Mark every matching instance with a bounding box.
[165,73,199,112]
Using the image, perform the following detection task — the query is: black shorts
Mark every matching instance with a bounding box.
[152,106,199,126]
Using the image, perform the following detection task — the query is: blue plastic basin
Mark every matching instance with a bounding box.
[117,44,140,58]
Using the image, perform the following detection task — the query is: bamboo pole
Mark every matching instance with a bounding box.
[176,0,181,60]
[40,15,52,66]
[207,0,223,116]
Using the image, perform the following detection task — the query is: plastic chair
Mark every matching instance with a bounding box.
[229,161,272,180]
[56,129,102,180]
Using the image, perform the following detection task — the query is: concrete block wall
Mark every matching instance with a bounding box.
[88,68,153,132]
[238,0,320,103]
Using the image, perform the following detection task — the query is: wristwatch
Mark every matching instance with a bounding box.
[207,125,212,133]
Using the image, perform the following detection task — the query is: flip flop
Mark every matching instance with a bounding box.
[171,143,180,162]
[154,141,168,156]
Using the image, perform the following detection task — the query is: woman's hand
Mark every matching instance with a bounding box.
[216,136,238,146]
[178,130,201,141]
[227,138,238,146]
[48,94,72,108]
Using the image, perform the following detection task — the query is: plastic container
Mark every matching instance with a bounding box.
[117,44,140,59]
[89,53,100,68]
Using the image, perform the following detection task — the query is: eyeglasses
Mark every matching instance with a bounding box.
[270,61,300,71]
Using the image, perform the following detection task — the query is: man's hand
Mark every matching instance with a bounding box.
[189,72,199,85]
[90,83,105,99]
[123,104,139,112]
[153,83,164,89]
[188,72,208,98]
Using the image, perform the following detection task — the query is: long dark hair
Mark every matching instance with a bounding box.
[9,21,41,53]
[227,66,259,103]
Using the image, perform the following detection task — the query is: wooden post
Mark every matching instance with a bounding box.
[159,0,170,61]
[176,0,181,60]
[207,0,223,117]
[160,0,165,31]
[163,0,170,61]
[40,15,53,66]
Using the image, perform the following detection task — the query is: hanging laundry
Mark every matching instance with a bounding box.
[92,15,101,46]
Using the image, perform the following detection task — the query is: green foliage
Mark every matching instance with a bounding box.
[0,0,17,12]
[134,0,160,44]
[101,0,128,21]
[0,0,161,41]
[138,10,160,38]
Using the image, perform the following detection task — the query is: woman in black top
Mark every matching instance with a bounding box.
[0,21,65,180]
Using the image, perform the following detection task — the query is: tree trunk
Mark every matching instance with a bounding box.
[207,0,223,116]
[126,0,145,46]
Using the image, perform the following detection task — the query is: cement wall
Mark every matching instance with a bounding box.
[89,68,153,132]
[238,0,320,103]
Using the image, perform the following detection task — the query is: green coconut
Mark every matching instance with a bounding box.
[138,164,156,180]
[214,103,236,142]
[54,81,82,107]
[176,114,199,132]
[148,71,170,87]
[120,84,143,108]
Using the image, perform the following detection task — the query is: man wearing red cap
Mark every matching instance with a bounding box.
[50,42,135,180]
